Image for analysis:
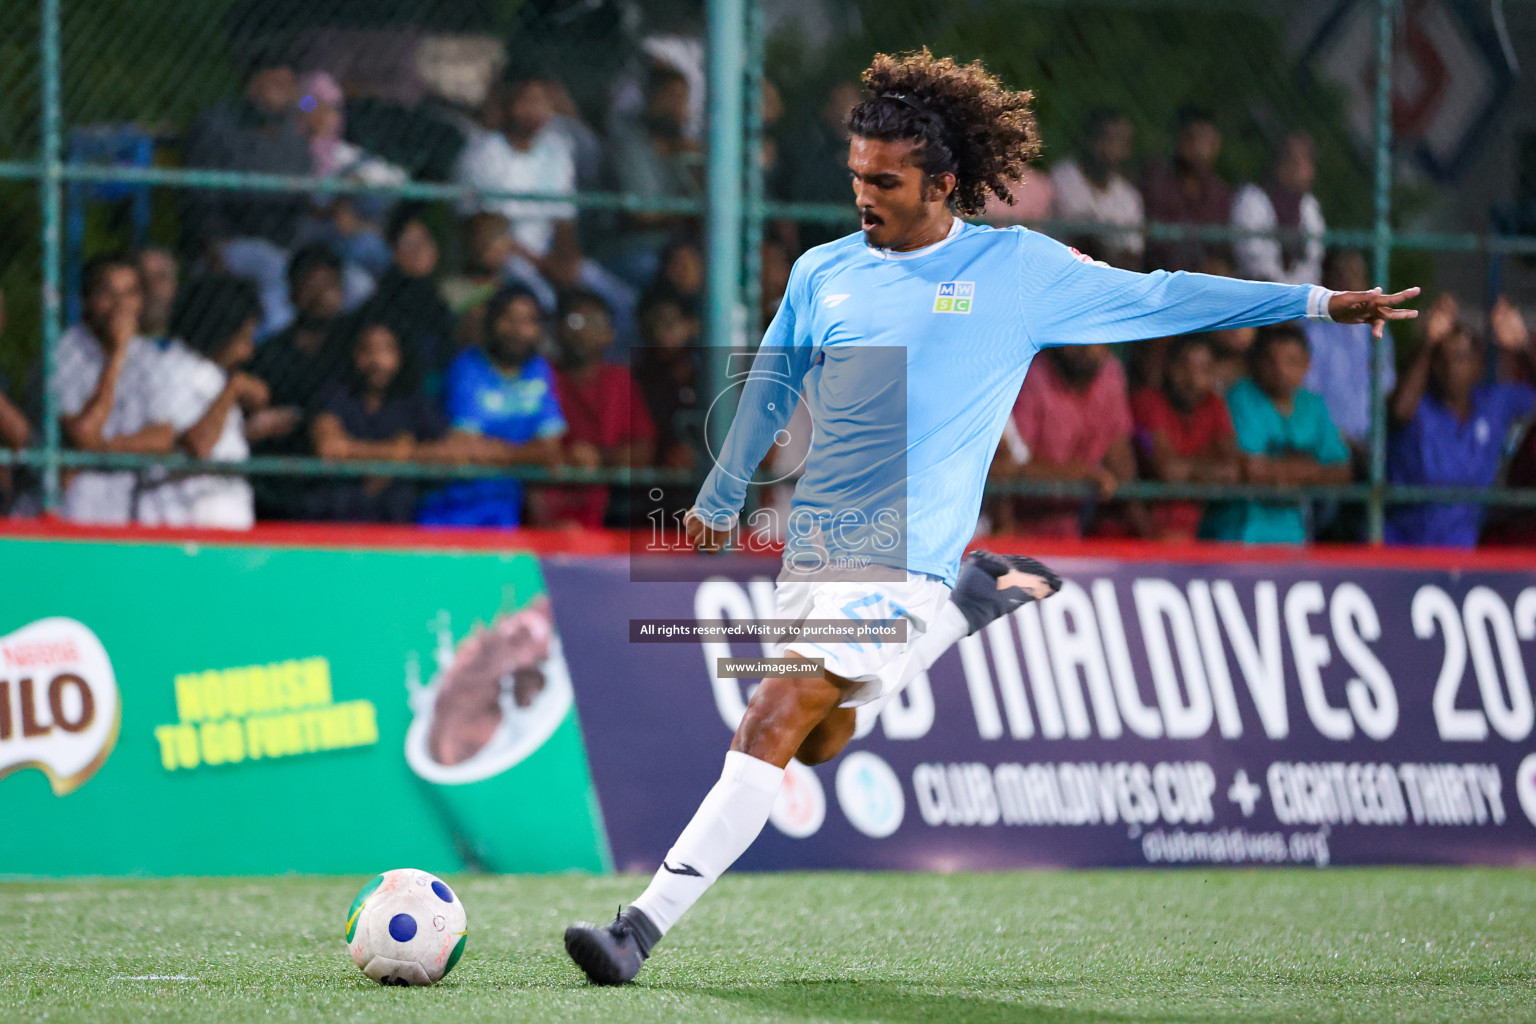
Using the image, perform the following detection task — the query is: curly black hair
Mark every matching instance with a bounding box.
[848,49,1041,217]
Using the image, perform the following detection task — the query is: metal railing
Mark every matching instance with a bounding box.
[3,0,1535,541]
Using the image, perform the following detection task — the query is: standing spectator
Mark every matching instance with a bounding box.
[417,285,566,527]
[603,64,702,287]
[980,173,1056,229]
[248,243,350,519]
[0,375,27,514]
[1202,252,1254,393]
[633,293,704,520]
[306,318,444,523]
[52,254,175,523]
[1143,107,1232,272]
[455,75,578,270]
[294,70,405,283]
[758,79,786,201]
[365,205,456,387]
[1303,248,1393,461]
[760,238,792,332]
[136,246,179,341]
[635,294,704,473]
[546,78,605,193]
[640,234,705,316]
[1209,327,1256,395]
[1385,295,1536,548]
[137,276,270,529]
[441,212,515,345]
[994,345,1146,538]
[0,287,34,514]
[773,81,861,250]
[1131,335,1241,540]
[1487,389,1536,545]
[1050,108,1145,270]
[183,51,311,335]
[251,243,351,414]
[1231,132,1325,285]
[1203,323,1351,544]
[456,76,637,344]
[529,290,656,529]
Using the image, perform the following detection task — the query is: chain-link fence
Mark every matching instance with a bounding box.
[1,0,1534,544]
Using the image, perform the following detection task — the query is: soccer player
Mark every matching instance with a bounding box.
[564,49,1418,984]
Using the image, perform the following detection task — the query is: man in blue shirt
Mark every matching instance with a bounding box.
[417,284,565,526]
[1386,293,1536,548]
[565,50,1420,985]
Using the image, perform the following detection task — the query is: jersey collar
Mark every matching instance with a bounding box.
[864,215,965,261]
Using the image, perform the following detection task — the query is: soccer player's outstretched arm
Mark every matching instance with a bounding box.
[1018,233,1417,348]
[687,266,814,547]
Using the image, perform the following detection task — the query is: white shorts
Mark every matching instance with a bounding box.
[774,572,952,708]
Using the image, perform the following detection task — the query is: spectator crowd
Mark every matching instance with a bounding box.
[1,42,1533,551]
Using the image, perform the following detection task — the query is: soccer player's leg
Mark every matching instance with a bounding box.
[563,654,852,985]
[562,560,1062,984]
[848,551,1064,741]
[794,706,856,766]
[795,553,1065,767]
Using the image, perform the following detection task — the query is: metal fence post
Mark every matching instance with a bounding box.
[705,0,748,461]
[39,0,63,514]
[1367,0,1396,544]
[742,0,766,350]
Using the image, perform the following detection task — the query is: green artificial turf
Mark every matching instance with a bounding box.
[2,869,1533,1023]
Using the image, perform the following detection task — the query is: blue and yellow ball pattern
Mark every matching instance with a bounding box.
[345,868,467,985]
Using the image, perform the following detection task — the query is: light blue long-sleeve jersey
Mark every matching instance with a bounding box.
[694,221,1332,585]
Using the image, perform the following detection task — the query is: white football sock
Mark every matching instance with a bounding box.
[629,750,785,936]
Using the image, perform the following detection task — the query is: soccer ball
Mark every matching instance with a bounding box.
[345,868,468,986]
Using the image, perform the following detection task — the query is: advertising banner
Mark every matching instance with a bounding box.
[543,553,1536,871]
[0,538,609,877]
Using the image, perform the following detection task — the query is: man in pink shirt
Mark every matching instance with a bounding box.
[1143,107,1233,273]
[994,344,1145,537]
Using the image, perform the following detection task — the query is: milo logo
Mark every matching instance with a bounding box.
[0,617,120,795]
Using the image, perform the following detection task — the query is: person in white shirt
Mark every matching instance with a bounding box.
[1231,132,1326,285]
[136,275,273,529]
[53,254,176,523]
[1049,108,1145,269]
[454,75,578,263]
[455,74,635,323]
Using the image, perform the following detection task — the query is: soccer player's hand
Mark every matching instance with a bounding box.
[684,509,732,554]
[1327,286,1421,339]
